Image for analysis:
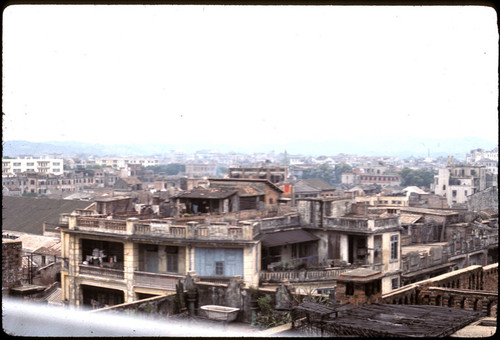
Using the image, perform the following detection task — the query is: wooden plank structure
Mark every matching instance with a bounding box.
[292,302,482,337]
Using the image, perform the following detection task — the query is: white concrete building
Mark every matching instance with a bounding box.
[466,147,498,163]
[2,157,64,176]
[95,158,159,170]
[432,164,486,207]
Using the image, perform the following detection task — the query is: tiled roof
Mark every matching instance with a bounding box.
[120,177,142,184]
[3,232,61,254]
[400,214,423,224]
[260,229,318,247]
[294,180,321,194]
[175,188,238,199]
[2,196,93,235]
[300,178,336,191]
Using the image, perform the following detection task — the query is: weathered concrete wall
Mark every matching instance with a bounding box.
[296,198,352,228]
[2,240,23,289]
[382,264,498,317]
[34,262,61,286]
[91,294,179,316]
[194,281,278,323]
[409,223,441,243]
[467,187,499,213]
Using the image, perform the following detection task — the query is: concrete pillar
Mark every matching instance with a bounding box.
[68,212,79,230]
[187,222,197,239]
[126,218,137,235]
[123,241,137,303]
[158,246,167,273]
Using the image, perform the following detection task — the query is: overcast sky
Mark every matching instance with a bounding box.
[2,5,498,152]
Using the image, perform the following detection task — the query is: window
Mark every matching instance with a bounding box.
[345,282,354,296]
[390,235,399,260]
[452,190,457,197]
[442,185,446,190]
[391,277,399,290]
[215,261,224,275]
[166,246,178,273]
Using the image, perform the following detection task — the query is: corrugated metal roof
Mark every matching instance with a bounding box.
[261,229,318,247]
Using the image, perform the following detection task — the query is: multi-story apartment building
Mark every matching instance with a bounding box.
[295,199,403,293]
[185,163,217,178]
[466,147,498,163]
[59,213,261,308]
[341,167,401,187]
[228,167,286,184]
[2,157,64,176]
[95,158,159,170]
[355,194,409,207]
[1,169,121,196]
[465,148,498,186]
[433,162,486,207]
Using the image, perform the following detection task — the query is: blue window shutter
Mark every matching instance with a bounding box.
[194,248,243,277]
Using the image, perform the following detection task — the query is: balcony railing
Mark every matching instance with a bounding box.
[76,217,127,232]
[324,216,400,231]
[79,264,124,280]
[72,214,274,241]
[133,221,257,241]
[260,267,350,283]
[134,271,183,290]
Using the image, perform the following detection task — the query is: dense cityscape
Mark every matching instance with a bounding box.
[3,4,497,338]
[2,142,498,337]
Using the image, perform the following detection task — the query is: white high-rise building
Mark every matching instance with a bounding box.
[2,157,64,176]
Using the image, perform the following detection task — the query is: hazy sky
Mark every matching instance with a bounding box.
[2,5,498,151]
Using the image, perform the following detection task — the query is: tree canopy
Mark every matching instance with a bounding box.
[334,163,353,184]
[302,163,335,185]
[399,168,435,188]
[145,163,185,175]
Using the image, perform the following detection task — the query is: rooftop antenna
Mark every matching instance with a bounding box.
[284,150,288,180]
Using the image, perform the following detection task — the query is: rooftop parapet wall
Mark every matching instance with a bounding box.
[257,213,301,231]
[323,216,401,232]
[381,264,498,317]
[70,214,260,242]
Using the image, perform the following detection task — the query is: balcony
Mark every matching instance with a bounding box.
[260,267,350,284]
[76,217,127,233]
[134,271,184,290]
[324,216,400,232]
[79,264,124,280]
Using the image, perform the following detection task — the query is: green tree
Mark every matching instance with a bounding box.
[145,163,185,175]
[334,163,353,184]
[399,167,435,188]
[302,164,335,184]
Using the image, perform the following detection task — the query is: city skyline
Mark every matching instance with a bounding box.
[3,5,498,155]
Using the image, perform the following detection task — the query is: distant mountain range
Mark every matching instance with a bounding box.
[2,137,498,159]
